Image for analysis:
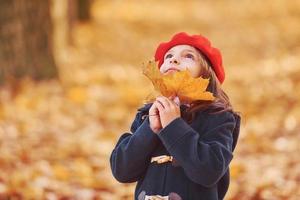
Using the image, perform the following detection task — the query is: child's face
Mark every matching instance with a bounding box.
[160,45,203,78]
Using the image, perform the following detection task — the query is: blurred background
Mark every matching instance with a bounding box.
[0,0,300,199]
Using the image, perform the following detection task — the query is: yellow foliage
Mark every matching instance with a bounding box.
[0,0,300,199]
[66,86,88,104]
[142,61,214,104]
[53,164,70,181]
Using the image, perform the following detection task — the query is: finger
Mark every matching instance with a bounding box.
[163,96,178,108]
[149,102,157,111]
[168,100,177,108]
[168,95,176,100]
[149,103,159,115]
[171,96,180,106]
[174,96,180,104]
[156,96,171,109]
[154,101,164,112]
[155,99,165,109]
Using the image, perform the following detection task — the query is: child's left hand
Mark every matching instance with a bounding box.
[155,96,181,129]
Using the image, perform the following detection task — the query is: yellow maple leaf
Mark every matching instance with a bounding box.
[142,61,215,104]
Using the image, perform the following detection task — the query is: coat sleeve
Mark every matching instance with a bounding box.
[110,111,159,183]
[157,111,237,187]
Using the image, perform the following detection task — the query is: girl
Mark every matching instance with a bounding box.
[110,32,241,200]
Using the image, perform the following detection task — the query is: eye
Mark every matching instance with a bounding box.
[185,53,195,59]
[165,53,173,59]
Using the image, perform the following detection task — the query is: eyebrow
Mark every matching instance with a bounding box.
[183,49,196,54]
[165,49,197,56]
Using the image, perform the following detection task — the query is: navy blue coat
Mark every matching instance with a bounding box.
[110,103,241,200]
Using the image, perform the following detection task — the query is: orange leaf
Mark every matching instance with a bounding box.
[142,61,215,104]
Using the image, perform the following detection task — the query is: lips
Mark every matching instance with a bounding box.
[165,67,180,73]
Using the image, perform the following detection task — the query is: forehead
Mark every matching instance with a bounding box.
[166,45,199,53]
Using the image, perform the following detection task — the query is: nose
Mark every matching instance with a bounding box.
[170,57,180,65]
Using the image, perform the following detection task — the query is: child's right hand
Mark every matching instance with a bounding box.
[149,102,162,133]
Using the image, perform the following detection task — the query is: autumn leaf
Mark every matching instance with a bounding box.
[142,61,215,104]
[66,86,88,104]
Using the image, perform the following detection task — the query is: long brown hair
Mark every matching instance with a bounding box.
[182,51,235,124]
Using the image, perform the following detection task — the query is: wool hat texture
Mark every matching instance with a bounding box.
[154,32,225,84]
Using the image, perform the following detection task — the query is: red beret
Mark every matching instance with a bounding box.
[154,32,225,84]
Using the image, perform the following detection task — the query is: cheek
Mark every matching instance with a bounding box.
[160,62,167,73]
[181,59,196,66]
[180,59,196,68]
[190,70,201,78]
[187,65,202,78]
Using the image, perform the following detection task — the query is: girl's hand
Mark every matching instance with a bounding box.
[148,102,162,133]
[155,96,181,128]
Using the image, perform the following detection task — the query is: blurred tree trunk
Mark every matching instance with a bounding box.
[73,0,92,21]
[67,0,92,44]
[0,0,58,85]
[51,0,93,65]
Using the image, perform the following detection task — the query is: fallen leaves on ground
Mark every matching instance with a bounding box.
[1,0,300,199]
